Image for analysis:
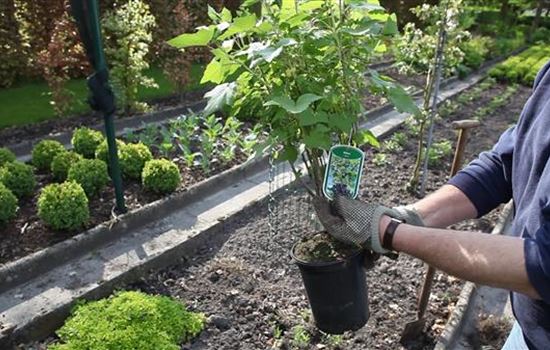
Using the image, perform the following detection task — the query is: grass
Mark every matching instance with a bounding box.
[0,64,205,129]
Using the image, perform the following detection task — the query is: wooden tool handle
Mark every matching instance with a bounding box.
[452,119,481,130]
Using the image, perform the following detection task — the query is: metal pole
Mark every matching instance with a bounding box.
[71,0,126,213]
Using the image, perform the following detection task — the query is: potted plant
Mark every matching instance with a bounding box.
[168,0,418,334]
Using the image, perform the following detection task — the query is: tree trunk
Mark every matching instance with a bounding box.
[529,0,544,42]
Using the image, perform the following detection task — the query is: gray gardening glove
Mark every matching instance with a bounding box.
[393,206,425,227]
[313,196,402,254]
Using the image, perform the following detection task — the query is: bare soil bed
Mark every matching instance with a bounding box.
[101,81,527,349]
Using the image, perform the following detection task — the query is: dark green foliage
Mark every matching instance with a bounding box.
[0,161,36,198]
[142,159,181,194]
[49,290,205,350]
[38,181,89,231]
[32,140,66,171]
[51,151,83,181]
[95,139,126,163]
[0,183,17,225]
[0,147,16,166]
[68,159,110,197]
[120,142,153,179]
[72,127,105,158]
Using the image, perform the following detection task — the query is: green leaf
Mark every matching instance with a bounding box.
[264,94,323,114]
[219,14,257,40]
[242,0,260,7]
[303,126,331,150]
[207,5,219,21]
[278,144,299,162]
[328,114,353,133]
[353,129,379,148]
[201,59,224,84]
[295,94,323,113]
[387,86,420,115]
[299,1,324,11]
[257,46,283,62]
[298,108,328,126]
[203,83,237,116]
[220,8,233,22]
[382,15,398,35]
[168,27,215,48]
[280,0,297,21]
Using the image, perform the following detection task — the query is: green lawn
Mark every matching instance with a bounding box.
[0,64,205,129]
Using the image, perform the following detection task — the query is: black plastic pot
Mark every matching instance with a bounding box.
[291,243,369,334]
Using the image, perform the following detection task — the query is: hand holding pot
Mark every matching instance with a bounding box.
[313,195,399,255]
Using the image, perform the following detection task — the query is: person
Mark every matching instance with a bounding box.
[315,59,550,349]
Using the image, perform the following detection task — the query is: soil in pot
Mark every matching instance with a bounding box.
[293,232,359,263]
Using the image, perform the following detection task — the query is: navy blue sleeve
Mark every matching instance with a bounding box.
[524,210,550,304]
[448,126,515,217]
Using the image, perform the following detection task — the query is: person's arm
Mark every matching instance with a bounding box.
[405,185,478,228]
[379,215,541,299]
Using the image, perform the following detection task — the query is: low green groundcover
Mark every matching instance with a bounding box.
[49,291,205,350]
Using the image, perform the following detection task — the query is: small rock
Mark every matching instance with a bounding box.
[208,315,231,331]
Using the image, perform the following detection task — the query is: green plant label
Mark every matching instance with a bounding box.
[323,145,365,200]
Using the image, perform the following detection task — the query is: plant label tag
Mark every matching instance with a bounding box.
[322,145,365,200]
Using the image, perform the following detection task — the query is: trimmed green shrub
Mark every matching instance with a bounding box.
[0,147,16,166]
[95,139,126,163]
[142,159,181,194]
[38,181,89,231]
[32,140,66,171]
[68,159,110,197]
[51,151,83,181]
[120,142,153,179]
[461,36,492,69]
[49,291,205,350]
[0,161,36,198]
[0,183,17,225]
[72,127,105,158]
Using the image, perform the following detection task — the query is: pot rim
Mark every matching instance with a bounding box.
[290,240,363,268]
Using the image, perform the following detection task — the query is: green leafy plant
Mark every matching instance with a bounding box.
[72,127,105,159]
[68,159,110,197]
[0,183,18,225]
[474,84,518,120]
[427,140,453,167]
[102,0,158,115]
[158,127,176,158]
[220,116,243,165]
[95,139,126,163]
[490,45,550,86]
[142,159,181,194]
[200,115,224,173]
[290,325,311,349]
[372,152,389,167]
[0,161,36,198]
[52,151,84,181]
[49,291,205,350]
[32,139,66,171]
[38,181,89,231]
[120,142,153,179]
[169,0,417,197]
[459,35,492,70]
[138,123,159,149]
[0,147,16,166]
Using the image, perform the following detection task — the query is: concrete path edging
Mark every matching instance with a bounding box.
[0,67,496,347]
[434,201,515,350]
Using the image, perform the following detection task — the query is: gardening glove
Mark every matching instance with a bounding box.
[392,206,425,227]
[313,195,401,255]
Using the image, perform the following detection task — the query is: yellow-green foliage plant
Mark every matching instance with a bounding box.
[490,45,550,86]
[48,291,205,350]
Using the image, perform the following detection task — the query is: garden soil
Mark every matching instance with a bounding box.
[110,81,526,349]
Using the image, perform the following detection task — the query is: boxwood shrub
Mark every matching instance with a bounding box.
[32,140,66,171]
[95,139,126,163]
[72,127,105,158]
[51,151,84,181]
[68,159,110,197]
[142,159,181,194]
[120,142,153,179]
[50,291,205,350]
[0,161,36,198]
[38,181,89,231]
[0,147,16,166]
[0,183,17,225]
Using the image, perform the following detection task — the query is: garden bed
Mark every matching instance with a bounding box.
[21,79,529,350]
